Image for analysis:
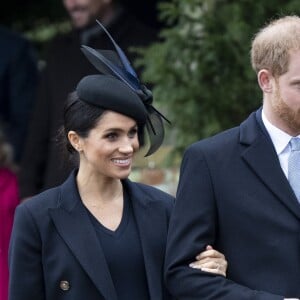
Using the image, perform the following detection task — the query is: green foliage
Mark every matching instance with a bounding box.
[136,0,300,153]
[25,21,71,43]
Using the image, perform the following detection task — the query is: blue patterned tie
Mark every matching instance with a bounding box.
[288,137,300,202]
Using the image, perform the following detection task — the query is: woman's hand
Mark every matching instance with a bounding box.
[189,245,227,277]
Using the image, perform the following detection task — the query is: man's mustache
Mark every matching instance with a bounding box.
[68,6,88,14]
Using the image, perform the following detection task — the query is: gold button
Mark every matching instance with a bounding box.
[60,280,70,291]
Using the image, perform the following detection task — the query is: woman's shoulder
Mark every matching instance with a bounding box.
[19,171,77,216]
[19,185,61,214]
[126,180,175,207]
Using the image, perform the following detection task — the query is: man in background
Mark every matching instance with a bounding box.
[0,26,37,164]
[19,0,157,198]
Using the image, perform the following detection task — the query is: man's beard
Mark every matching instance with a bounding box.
[273,85,300,135]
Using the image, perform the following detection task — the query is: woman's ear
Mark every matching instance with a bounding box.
[67,131,83,152]
[257,69,274,93]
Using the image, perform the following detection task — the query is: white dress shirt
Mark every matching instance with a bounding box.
[261,110,300,178]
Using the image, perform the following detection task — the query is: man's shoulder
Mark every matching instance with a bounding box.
[188,126,240,154]
[42,31,79,67]
[187,110,260,154]
[0,26,26,45]
[111,11,158,48]
[0,27,31,58]
[46,31,75,49]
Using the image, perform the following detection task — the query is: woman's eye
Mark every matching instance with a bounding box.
[106,133,118,140]
[128,129,138,138]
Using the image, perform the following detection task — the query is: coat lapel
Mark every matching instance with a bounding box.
[125,180,166,300]
[240,110,300,220]
[48,172,118,300]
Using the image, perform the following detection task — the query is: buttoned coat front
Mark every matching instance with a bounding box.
[9,171,174,300]
[165,109,300,299]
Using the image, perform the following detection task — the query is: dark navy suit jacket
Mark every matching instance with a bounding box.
[0,26,37,162]
[165,109,300,299]
[9,171,174,300]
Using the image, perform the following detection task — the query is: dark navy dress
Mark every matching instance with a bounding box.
[86,189,150,300]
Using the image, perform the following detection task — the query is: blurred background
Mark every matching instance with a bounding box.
[2,0,300,196]
[0,0,162,58]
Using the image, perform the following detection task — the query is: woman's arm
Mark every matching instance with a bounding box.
[9,204,45,300]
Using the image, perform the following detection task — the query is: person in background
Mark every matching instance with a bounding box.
[19,0,158,198]
[165,15,300,300]
[0,26,38,164]
[0,127,19,300]
[9,26,227,297]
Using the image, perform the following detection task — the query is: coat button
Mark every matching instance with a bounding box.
[60,280,70,291]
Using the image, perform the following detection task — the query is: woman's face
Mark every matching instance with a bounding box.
[77,110,139,180]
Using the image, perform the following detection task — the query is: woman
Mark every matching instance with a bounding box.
[9,22,227,300]
[0,128,19,300]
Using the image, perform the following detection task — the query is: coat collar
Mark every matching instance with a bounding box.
[120,180,167,300]
[49,172,167,300]
[49,171,118,300]
[239,108,300,219]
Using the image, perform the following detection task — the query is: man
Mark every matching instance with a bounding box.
[0,27,37,163]
[19,0,157,198]
[165,16,300,300]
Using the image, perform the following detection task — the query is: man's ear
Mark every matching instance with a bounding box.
[257,69,274,93]
[67,131,83,152]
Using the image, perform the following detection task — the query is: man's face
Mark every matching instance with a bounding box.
[63,0,107,29]
[271,50,300,135]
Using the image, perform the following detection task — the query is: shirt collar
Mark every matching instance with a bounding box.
[261,109,292,155]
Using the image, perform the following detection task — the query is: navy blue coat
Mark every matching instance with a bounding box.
[9,171,174,300]
[165,109,300,299]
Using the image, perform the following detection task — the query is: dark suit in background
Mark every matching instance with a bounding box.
[0,27,38,163]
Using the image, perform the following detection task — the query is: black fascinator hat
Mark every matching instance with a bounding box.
[78,20,170,156]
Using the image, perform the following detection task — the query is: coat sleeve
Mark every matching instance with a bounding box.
[164,145,284,300]
[9,204,45,300]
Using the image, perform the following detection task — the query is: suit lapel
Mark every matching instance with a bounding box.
[125,180,165,300]
[240,110,300,219]
[48,172,118,300]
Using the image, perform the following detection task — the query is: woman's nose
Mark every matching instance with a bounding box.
[118,139,134,154]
